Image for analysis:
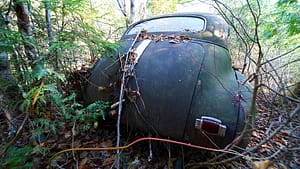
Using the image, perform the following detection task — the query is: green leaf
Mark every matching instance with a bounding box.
[32,64,47,80]
[1,145,34,169]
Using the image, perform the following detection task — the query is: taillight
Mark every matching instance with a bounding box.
[195,116,227,137]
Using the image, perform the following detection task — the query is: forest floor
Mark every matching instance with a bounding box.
[1,92,299,169]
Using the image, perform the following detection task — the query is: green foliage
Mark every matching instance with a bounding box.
[85,101,109,120]
[217,0,299,84]
[0,1,120,167]
[32,118,57,134]
[73,101,110,131]
[0,1,118,162]
[0,0,117,109]
[275,0,300,36]
[260,0,300,42]
[47,92,110,132]
[0,145,50,169]
[19,66,65,113]
[276,0,298,6]
[0,145,34,169]
[260,0,300,83]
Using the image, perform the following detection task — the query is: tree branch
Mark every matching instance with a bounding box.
[116,0,127,17]
[261,44,300,66]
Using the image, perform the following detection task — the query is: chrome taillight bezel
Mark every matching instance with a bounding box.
[195,116,227,137]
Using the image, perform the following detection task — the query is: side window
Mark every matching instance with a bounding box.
[127,17,206,35]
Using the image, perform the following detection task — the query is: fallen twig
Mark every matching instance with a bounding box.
[0,112,29,159]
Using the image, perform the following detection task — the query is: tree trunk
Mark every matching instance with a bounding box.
[13,1,31,36]
[0,5,13,80]
[13,0,37,61]
[0,50,14,131]
[0,6,15,135]
[0,51,13,80]
[128,0,147,26]
[116,0,147,26]
[44,0,62,91]
[45,0,53,46]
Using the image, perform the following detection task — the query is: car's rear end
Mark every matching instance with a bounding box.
[83,13,253,148]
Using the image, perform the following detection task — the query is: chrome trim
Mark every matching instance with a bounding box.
[195,116,227,137]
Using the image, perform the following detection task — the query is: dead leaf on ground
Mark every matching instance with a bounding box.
[280,129,291,136]
[252,131,259,137]
[100,139,113,148]
[101,155,116,167]
[79,165,90,169]
[79,157,89,167]
[252,160,272,169]
[261,144,272,149]
[80,151,89,158]
[64,131,72,139]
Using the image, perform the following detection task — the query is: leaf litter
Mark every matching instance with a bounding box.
[1,76,299,169]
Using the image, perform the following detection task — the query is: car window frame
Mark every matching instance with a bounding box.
[125,15,208,35]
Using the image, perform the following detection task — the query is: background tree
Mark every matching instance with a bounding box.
[116,0,148,26]
[0,0,116,166]
[0,8,12,80]
[116,0,193,26]
[147,0,192,15]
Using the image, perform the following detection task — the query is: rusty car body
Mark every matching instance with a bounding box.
[82,13,253,148]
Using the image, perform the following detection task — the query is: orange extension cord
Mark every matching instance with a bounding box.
[49,137,239,167]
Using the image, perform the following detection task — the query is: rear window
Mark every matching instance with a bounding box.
[127,16,206,35]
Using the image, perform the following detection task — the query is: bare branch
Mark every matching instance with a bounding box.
[213,0,253,43]
[261,44,300,66]
[5,0,13,19]
[260,84,300,103]
[116,0,127,17]
[289,104,300,118]
[0,113,29,159]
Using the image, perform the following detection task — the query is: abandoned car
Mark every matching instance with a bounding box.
[82,13,253,148]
